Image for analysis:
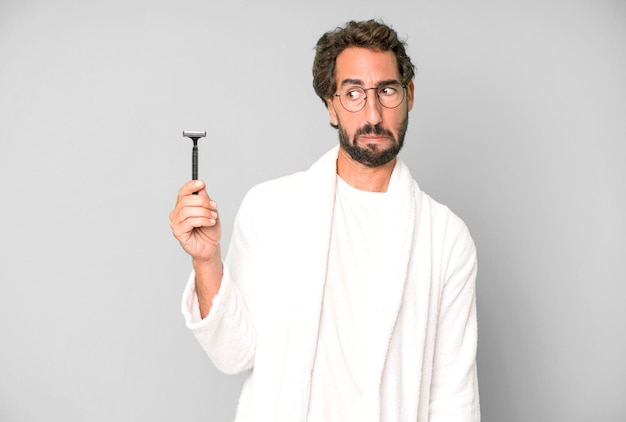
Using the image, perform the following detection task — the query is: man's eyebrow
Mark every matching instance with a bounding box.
[377,79,402,87]
[339,78,402,88]
[340,78,364,87]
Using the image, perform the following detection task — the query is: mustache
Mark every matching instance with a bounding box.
[355,124,394,138]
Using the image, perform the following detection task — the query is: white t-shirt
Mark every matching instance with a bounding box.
[307,176,401,421]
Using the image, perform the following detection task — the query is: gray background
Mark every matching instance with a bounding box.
[1,0,624,421]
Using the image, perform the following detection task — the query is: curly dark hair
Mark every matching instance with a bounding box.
[312,19,416,107]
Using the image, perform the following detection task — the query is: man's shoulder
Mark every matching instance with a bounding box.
[418,190,473,238]
[243,146,338,205]
[245,170,308,202]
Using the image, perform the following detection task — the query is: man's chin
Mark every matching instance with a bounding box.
[344,143,400,168]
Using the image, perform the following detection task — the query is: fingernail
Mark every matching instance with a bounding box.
[210,200,217,208]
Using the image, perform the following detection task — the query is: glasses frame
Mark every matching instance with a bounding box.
[333,83,408,113]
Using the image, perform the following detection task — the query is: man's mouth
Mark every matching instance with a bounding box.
[356,124,394,140]
[360,134,389,139]
[358,134,391,143]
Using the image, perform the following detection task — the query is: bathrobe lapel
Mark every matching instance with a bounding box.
[281,146,339,420]
[359,158,418,420]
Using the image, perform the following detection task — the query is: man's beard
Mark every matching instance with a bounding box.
[338,115,408,168]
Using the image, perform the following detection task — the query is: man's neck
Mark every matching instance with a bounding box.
[336,148,396,193]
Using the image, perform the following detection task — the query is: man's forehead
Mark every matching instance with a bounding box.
[335,47,400,84]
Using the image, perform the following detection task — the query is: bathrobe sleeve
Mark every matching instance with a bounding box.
[429,216,480,421]
[181,190,261,375]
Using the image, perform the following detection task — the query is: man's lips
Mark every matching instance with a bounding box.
[358,135,391,142]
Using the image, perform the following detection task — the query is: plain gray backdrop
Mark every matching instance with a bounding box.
[1,0,624,421]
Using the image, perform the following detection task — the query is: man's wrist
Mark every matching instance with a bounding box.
[192,254,222,272]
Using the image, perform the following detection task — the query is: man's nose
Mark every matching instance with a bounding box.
[363,94,383,126]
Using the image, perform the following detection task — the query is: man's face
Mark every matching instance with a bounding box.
[327,47,414,168]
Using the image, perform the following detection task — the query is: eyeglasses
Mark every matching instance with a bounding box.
[333,82,407,113]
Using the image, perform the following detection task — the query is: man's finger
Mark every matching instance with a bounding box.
[177,180,206,201]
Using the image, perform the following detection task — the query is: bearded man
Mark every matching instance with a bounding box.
[170,19,480,422]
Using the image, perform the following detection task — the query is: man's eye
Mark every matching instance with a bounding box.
[380,86,398,96]
[346,90,362,100]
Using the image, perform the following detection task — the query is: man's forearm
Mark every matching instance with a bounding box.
[193,249,224,319]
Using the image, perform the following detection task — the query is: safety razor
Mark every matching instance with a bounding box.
[182,130,206,181]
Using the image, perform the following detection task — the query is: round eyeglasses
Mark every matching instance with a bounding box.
[333,83,407,113]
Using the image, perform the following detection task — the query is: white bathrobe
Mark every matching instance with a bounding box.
[182,146,480,421]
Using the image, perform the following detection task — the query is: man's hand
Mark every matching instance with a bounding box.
[170,180,222,263]
[170,180,224,317]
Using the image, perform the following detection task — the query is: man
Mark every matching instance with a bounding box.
[170,19,480,421]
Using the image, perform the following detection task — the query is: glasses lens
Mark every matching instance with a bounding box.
[339,87,366,112]
[377,84,405,109]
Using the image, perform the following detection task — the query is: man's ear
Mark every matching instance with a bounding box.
[406,82,415,112]
[326,97,339,127]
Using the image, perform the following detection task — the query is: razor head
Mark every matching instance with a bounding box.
[183,130,206,139]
